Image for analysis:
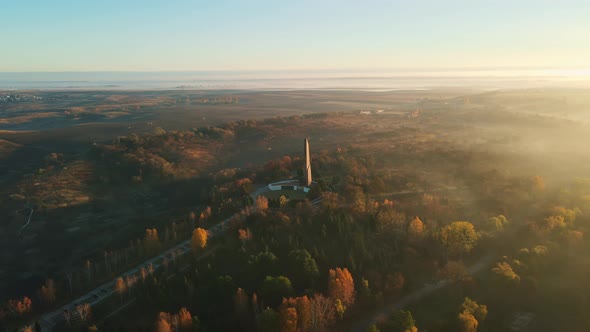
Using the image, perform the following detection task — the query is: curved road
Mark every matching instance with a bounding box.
[350,253,495,332]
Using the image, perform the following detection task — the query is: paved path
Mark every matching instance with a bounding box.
[36,211,242,332]
[350,253,495,332]
[19,206,34,235]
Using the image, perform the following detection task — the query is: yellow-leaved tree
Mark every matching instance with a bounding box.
[191,228,208,252]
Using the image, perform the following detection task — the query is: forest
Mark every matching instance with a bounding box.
[2,89,590,332]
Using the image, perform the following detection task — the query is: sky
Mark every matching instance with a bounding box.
[1,0,590,72]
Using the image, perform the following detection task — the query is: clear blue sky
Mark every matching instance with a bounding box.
[2,0,589,72]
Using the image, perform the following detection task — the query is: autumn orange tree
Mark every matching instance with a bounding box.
[7,296,32,316]
[458,311,478,332]
[279,305,297,332]
[256,195,269,212]
[177,307,193,331]
[155,313,172,332]
[279,296,312,332]
[328,267,355,307]
[114,277,126,303]
[155,308,195,332]
[191,228,208,252]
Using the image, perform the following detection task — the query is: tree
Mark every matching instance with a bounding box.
[191,228,208,251]
[199,206,212,224]
[552,206,579,223]
[407,217,425,242]
[234,288,250,326]
[40,279,56,306]
[86,260,92,281]
[141,267,148,281]
[320,192,343,210]
[380,310,417,332]
[177,307,193,331]
[486,215,508,232]
[438,261,467,283]
[144,228,161,255]
[491,262,520,284]
[295,296,312,332]
[543,215,565,232]
[279,306,298,332]
[367,324,381,332]
[21,325,33,332]
[64,309,72,327]
[310,294,336,331]
[256,196,269,211]
[288,249,319,288]
[328,268,355,306]
[457,312,478,332]
[384,272,405,298]
[189,211,196,229]
[279,195,290,208]
[238,228,252,243]
[9,296,32,315]
[154,127,166,136]
[531,175,545,192]
[335,299,346,319]
[8,296,32,316]
[114,277,126,303]
[252,292,259,314]
[156,315,172,332]
[376,206,406,236]
[460,297,488,322]
[257,308,279,332]
[74,303,92,322]
[260,276,294,308]
[440,221,479,257]
[64,270,74,296]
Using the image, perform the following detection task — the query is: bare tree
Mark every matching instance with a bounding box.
[64,309,72,327]
[64,271,74,296]
[115,278,127,304]
[104,251,110,274]
[73,303,91,322]
[310,294,335,331]
[140,267,147,282]
[86,260,92,281]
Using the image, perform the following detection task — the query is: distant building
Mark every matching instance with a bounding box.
[268,179,310,193]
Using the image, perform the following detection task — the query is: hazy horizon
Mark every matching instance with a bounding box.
[1,68,590,90]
